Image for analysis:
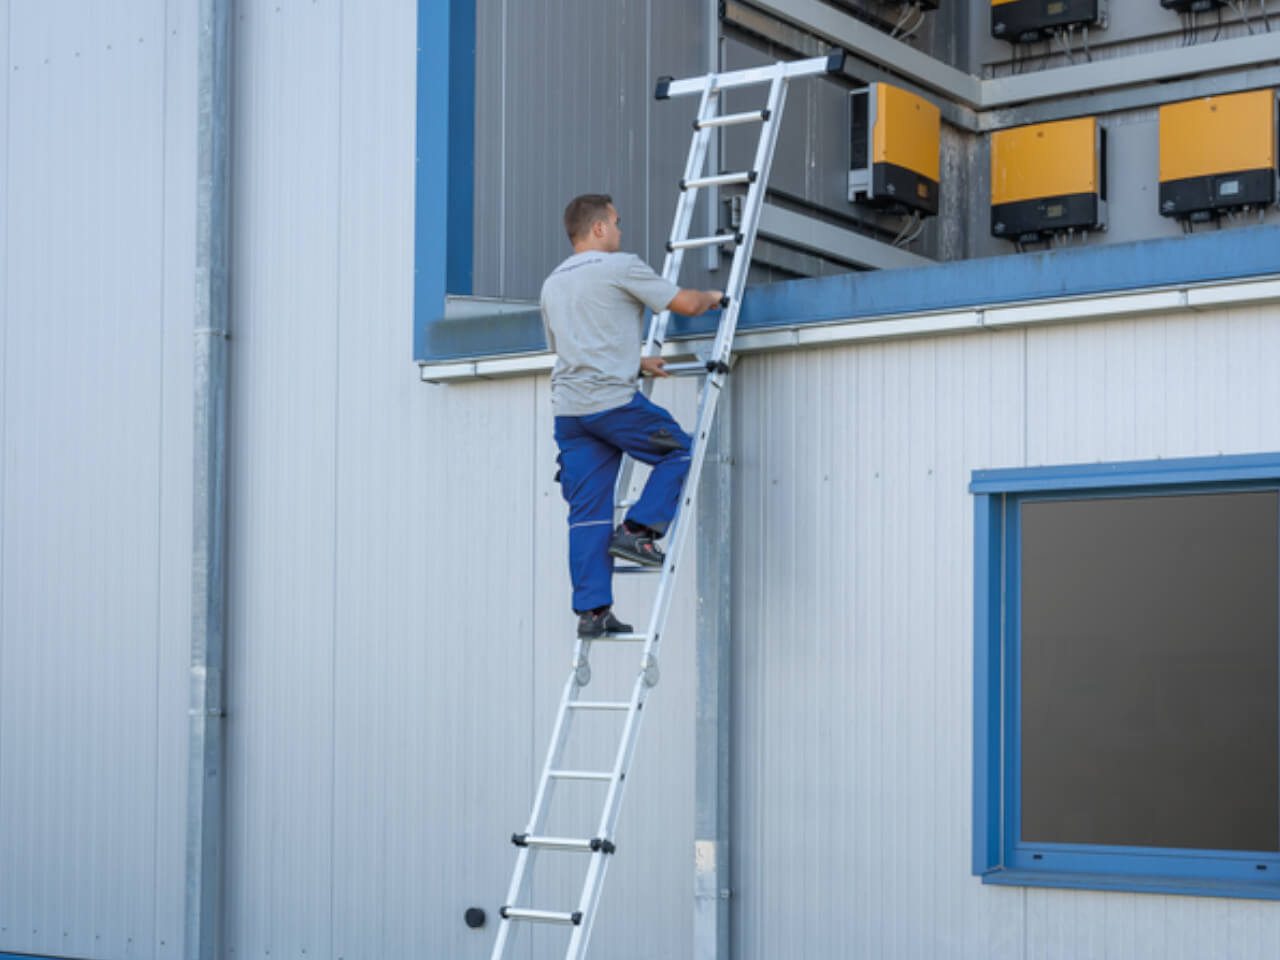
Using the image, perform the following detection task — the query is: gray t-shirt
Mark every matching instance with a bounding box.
[540,251,680,416]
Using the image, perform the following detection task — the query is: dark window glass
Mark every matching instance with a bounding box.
[1020,491,1279,852]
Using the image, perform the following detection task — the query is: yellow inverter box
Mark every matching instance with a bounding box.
[1159,90,1278,218]
[848,82,940,216]
[991,116,1106,240]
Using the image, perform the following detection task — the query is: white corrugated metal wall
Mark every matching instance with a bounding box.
[5,2,1280,959]
[728,306,1280,960]
[0,2,194,958]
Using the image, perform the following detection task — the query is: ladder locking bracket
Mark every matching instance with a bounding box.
[589,837,618,854]
[705,360,731,375]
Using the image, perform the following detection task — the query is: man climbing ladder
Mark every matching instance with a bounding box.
[541,194,723,639]
[491,50,846,960]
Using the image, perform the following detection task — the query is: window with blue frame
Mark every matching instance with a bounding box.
[971,453,1280,900]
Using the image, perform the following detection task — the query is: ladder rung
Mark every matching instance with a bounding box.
[568,700,631,710]
[587,631,647,641]
[500,906,583,926]
[613,565,660,575]
[512,833,617,853]
[666,232,742,252]
[680,170,756,191]
[662,360,711,377]
[694,108,770,129]
[616,498,637,508]
[549,769,615,781]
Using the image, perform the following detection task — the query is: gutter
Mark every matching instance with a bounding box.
[420,274,1280,382]
[185,2,233,959]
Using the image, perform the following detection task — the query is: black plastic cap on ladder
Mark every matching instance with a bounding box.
[825,48,846,73]
[654,75,673,100]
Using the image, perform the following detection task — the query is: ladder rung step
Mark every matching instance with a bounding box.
[586,631,647,642]
[662,360,711,377]
[568,700,632,710]
[512,833,617,853]
[613,565,660,575]
[694,108,770,129]
[680,170,756,191]
[666,232,742,252]
[616,498,637,508]
[500,906,583,926]
[549,769,615,781]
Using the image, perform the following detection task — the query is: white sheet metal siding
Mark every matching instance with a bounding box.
[224,3,701,956]
[729,305,1280,960]
[0,2,194,958]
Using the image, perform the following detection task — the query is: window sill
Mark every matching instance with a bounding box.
[979,867,1280,902]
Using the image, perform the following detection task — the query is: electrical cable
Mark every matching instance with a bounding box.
[1054,27,1076,65]
[1228,0,1257,34]
[900,5,927,40]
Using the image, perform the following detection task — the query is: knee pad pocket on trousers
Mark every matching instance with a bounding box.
[648,428,687,453]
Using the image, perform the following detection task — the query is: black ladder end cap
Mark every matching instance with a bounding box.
[826,49,846,73]
[733,231,744,244]
[590,837,618,854]
[678,177,688,191]
[655,76,673,100]
[706,359,730,375]
[719,295,730,308]
[465,907,486,929]
[761,108,772,121]
[511,832,528,847]
[748,170,759,183]
[499,905,511,920]
[571,911,584,926]
[665,240,674,252]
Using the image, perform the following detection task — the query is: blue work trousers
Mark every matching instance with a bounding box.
[554,391,691,612]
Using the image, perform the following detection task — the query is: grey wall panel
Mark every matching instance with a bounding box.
[225,2,342,956]
[728,306,1280,960]
[472,0,709,300]
[730,333,1027,960]
[0,2,193,958]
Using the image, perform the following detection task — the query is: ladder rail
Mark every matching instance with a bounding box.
[565,83,786,959]
[489,640,591,959]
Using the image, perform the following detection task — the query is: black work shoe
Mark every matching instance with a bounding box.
[607,524,666,568]
[578,609,634,639]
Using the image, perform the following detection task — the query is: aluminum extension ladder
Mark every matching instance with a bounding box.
[491,50,846,960]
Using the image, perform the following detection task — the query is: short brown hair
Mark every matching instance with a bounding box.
[563,194,613,242]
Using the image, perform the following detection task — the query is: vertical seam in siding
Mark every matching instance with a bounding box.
[153,0,172,950]
[0,0,12,868]
[330,4,346,958]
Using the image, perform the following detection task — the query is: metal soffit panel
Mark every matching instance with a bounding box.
[733,0,1280,126]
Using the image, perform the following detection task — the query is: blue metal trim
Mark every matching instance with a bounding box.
[418,222,1280,362]
[971,451,1280,494]
[981,868,1280,901]
[412,0,451,360]
[971,494,1003,875]
[414,0,475,360]
[1004,499,1023,863]
[446,0,474,296]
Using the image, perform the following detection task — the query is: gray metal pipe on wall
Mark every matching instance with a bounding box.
[185,1,233,958]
